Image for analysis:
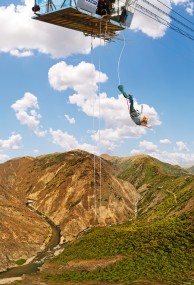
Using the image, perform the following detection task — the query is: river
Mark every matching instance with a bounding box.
[0,203,61,279]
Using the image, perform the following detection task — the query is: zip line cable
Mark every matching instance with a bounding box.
[141,0,194,34]
[155,0,194,27]
[135,3,194,40]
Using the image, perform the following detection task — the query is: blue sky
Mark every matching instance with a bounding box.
[0,0,194,165]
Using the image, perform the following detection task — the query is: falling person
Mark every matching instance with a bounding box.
[118,85,151,128]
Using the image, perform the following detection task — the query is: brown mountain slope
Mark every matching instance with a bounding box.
[102,153,194,220]
[0,163,50,271]
[24,150,139,240]
[187,165,194,174]
[0,150,139,271]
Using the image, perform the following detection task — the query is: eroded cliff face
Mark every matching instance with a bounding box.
[0,150,139,271]
[0,185,50,271]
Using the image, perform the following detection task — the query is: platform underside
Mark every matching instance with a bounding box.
[33,7,125,39]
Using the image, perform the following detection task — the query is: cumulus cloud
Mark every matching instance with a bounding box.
[0,0,100,58]
[49,128,96,153]
[11,92,46,137]
[48,60,161,152]
[0,134,22,151]
[139,140,158,152]
[130,148,194,165]
[131,140,194,165]
[48,61,108,93]
[159,138,171,144]
[64,114,75,124]
[176,141,189,151]
[186,2,194,15]
[0,154,10,162]
[171,0,194,17]
[145,151,194,165]
[10,49,33,57]
[131,0,171,39]
[171,0,189,5]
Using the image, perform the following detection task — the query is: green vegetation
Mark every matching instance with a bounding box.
[150,157,190,176]
[117,155,190,188]
[37,153,68,170]
[187,165,194,174]
[15,259,26,266]
[43,212,194,285]
[137,175,194,220]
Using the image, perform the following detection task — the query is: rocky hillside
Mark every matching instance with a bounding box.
[0,158,50,272]
[186,165,194,174]
[0,150,139,272]
[102,154,194,220]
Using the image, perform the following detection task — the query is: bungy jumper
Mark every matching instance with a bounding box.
[118,85,151,128]
[32,0,138,41]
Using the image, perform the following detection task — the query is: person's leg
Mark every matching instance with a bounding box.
[128,94,136,114]
[118,85,129,98]
[118,85,136,114]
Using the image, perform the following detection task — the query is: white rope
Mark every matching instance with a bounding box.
[98,21,102,216]
[91,37,97,217]
[117,32,126,85]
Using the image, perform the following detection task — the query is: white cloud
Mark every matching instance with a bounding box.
[139,140,158,152]
[0,0,100,58]
[131,0,171,39]
[91,126,147,153]
[48,60,161,152]
[49,128,96,153]
[0,134,22,151]
[130,148,194,165]
[186,2,194,15]
[11,92,46,137]
[64,114,75,124]
[11,92,39,112]
[171,0,189,5]
[131,140,194,165]
[48,61,108,93]
[0,154,10,162]
[176,141,189,151]
[146,151,194,165]
[10,49,33,57]
[159,138,171,144]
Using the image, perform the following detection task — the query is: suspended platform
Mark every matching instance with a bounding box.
[33,6,126,40]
